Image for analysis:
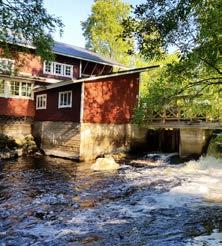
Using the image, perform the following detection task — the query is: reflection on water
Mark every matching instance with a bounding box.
[0,154,222,245]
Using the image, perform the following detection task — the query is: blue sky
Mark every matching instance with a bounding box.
[44,0,144,47]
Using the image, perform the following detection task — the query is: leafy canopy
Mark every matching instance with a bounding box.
[122,0,222,123]
[81,0,134,65]
[0,0,64,59]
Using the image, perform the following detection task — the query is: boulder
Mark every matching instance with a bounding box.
[204,187,222,203]
[91,156,120,171]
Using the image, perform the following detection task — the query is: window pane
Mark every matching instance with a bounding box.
[45,61,52,73]
[65,66,71,76]
[64,93,68,105]
[11,81,20,96]
[37,95,46,109]
[21,82,27,96]
[20,82,32,97]
[59,91,72,107]
[67,92,71,105]
[27,84,32,97]
[55,64,62,74]
[0,80,4,94]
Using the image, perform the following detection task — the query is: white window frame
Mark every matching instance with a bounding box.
[43,61,73,78]
[0,58,15,73]
[43,61,53,74]
[36,94,47,110]
[58,91,72,108]
[9,81,33,99]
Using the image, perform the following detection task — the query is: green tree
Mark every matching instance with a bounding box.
[0,0,64,59]
[122,0,222,123]
[81,0,134,65]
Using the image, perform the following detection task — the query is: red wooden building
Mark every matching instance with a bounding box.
[0,41,158,160]
[34,67,157,160]
[0,41,124,120]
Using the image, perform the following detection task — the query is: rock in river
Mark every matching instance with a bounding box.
[91,156,120,171]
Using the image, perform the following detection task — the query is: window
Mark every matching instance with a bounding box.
[64,65,72,76]
[58,91,72,108]
[55,63,62,75]
[0,58,14,73]
[10,81,33,98]
[44,61,52,73]
[36,94,47,109]
[0,80,4,95]
[10,81,20,96]
[43,61,73,78]
[21,82,32,97]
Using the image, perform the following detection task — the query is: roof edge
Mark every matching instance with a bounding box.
[2,40,127,69]
[34,65,160,93]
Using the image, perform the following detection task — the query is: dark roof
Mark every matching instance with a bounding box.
[53,41,125,68]
[4,38,126,68]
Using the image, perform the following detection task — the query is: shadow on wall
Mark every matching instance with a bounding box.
[33,121,81,154]
[83,74,139,124]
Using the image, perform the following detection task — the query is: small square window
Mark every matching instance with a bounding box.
[36,94,47,109]
[58,91,72,108]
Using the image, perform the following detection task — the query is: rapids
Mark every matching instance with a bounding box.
[0,154,222,245]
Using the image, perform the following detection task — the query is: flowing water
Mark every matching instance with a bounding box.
[0,154,222,245]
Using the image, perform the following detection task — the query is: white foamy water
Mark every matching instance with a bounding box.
[124,155,222,207]
[186,229,222,245]
[1,155,222,245]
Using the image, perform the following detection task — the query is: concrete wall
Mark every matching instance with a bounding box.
[33,122,148,161]
[79,123,133,161]
[33,121,80,159]
[179,128,212,157]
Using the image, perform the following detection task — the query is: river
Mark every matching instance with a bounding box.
[0,154,222,245]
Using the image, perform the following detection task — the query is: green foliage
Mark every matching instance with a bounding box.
[123,0,222,124]
[0,0,64,60]
[0,134,17,149]
[207,134,222,158]
[81,0,134,65]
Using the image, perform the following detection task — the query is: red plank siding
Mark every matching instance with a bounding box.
[83,73,139,124]
[0,97,35,117]
[0,49,80,79]
[34,84,81,122]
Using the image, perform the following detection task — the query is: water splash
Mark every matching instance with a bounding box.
[0,155,222,245]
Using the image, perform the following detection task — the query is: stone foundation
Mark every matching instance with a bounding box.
[32,122,148,161]
[33,121,80,159]
[0,120,32,144]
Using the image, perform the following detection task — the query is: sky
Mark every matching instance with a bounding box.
[44,0,144,47]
